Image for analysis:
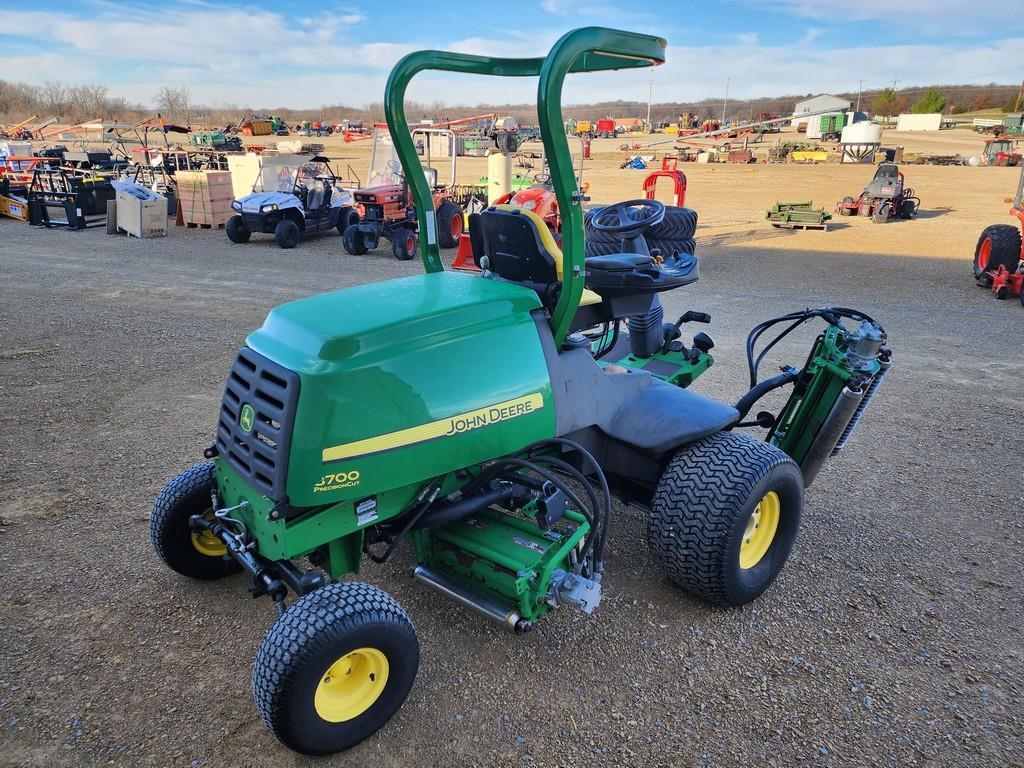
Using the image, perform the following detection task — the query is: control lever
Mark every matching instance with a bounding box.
[661,311,713,354]
[692,332,715,353]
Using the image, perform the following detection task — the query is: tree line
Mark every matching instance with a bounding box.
[1,79,1019,128]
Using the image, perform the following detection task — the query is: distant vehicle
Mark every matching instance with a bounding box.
[227,156,359,249]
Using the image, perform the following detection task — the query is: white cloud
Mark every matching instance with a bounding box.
[1,2,1020,110]
[763,0,1015,32]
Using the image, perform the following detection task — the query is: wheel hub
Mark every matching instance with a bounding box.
[739,491,780,570]
[314,647,389,723]
[190,509,227,558]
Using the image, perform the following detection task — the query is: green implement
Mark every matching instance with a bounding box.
[766,201,832,229]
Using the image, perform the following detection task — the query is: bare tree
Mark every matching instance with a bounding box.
[154,85,192,124]
[40,81,70,119]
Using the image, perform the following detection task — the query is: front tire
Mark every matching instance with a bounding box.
[392,230,418,261]
[274,218,301,249]
[149,462,241,580]
[226,215,251,243]
[647,432,803,606]
[342,224,368,255]
[973,224,1022,278]
[253,582,419,756]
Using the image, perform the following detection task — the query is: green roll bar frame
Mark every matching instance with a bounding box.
[384,27,666,347]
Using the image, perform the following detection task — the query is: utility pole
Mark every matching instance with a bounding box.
[856,79,866,112]
[722,78,730,124]
[646,69,653,129]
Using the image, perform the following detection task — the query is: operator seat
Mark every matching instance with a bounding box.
[473,205,698,329]
[305,179,326,210]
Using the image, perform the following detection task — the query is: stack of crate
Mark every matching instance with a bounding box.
[176,170,233,227]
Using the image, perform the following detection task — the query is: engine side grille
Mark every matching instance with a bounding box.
[215,348,300,502]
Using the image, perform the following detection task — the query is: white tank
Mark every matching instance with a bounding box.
[840,121,882,145]
[487,151,512,204]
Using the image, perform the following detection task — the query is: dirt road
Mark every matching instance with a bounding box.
[0,154,1022,767]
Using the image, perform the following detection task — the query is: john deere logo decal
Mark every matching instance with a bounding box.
[239,404,255,433]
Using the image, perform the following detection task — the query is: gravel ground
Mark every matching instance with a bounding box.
[1,162,1022,768]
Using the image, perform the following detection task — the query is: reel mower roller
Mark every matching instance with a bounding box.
[150,27,892,756]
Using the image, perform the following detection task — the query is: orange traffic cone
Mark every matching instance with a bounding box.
[451,231,479,271]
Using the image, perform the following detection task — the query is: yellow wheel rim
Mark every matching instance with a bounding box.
[314,647,389,723]
[190,509,227,558]
[739,491,780,570]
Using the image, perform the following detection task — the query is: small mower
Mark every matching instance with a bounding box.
[151,28,892,756]
[227,156,360,249]
[973,164,1024,305]
[342,125,463,260]
[835,162,920,223]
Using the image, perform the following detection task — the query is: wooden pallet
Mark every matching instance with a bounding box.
[185,221,225,229]
[770,220,829,231]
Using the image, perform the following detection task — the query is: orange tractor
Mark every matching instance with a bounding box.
[973,165,1024,305]
[342,125,464,260]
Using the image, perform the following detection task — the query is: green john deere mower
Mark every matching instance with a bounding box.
[150,28,892,756]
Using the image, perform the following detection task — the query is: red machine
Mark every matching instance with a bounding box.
[595,119,616,138]
[973,165,1024,305]
[452,186,565,271]
[642,157,687,207]
[835,163,919,223]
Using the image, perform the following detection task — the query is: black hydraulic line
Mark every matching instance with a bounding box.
[523,437,613,572]
[481,456,599,559]
[411,485,517,531]
[365,475,447,563]
[593,320,621,360]
[733,366,800,421]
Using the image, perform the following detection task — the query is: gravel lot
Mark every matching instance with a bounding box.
[1,158,1022,768]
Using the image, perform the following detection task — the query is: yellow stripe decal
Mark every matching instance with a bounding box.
[322,393,544,463]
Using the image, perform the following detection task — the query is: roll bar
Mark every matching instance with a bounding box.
[384,27,665,347]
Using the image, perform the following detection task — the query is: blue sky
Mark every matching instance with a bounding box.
[1,0,1020,109]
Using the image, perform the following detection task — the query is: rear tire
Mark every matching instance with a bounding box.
[645,206,698,241]
[253,582,419,756]
[275,219,301,249]
[392,230,417,261]
[585,237,695,259]
[973,224,1022,278]
[342,224,368,255]
[226,215,251,243]
[647,432,803,607]
[435,200,463,248]
[336,206,360,235]
[585,205,697,244]
[149,462,242,580]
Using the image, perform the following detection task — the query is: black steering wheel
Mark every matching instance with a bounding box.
[588,199,666,236]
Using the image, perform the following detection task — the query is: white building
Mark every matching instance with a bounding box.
[895,113,942,131]
[792,94,852,128]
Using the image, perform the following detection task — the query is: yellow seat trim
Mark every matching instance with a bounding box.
[492,204,602,306]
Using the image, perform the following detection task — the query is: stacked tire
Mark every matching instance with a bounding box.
[584,205,698,260]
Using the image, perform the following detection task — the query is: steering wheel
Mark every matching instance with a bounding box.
[587,199,665,236]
